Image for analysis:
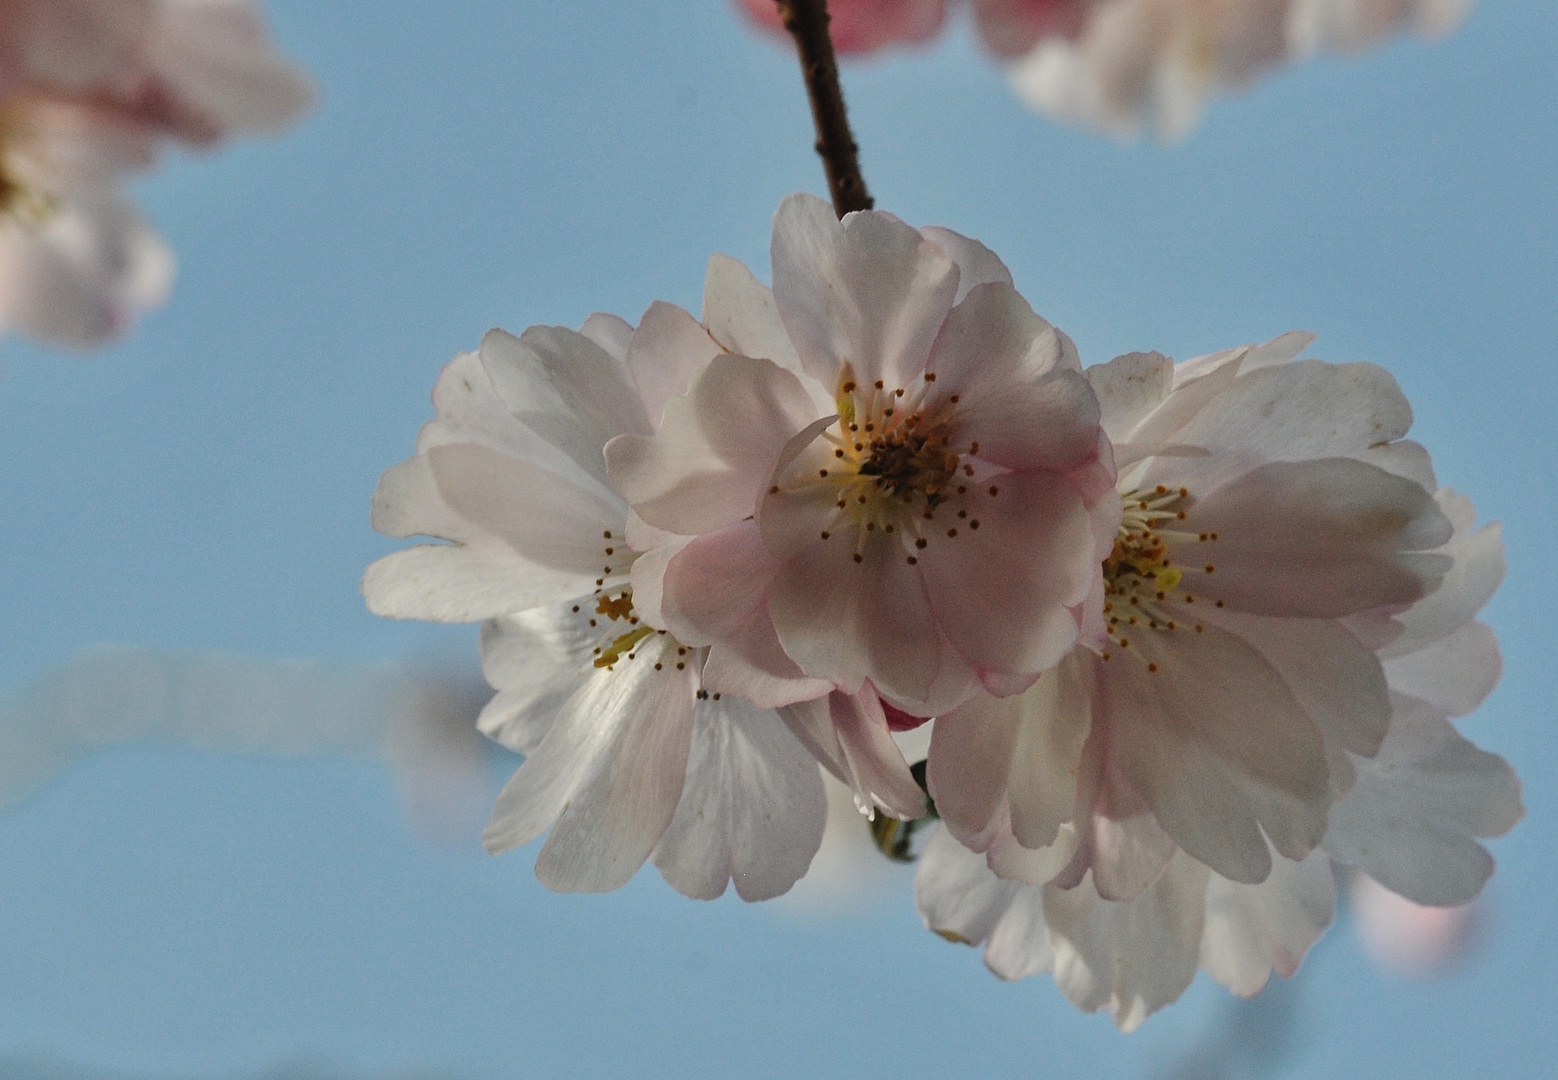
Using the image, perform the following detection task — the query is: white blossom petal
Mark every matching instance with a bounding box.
[652,697,827,901]
[485,636,697,893]
[1045,854,1210,1032]
[1323,694,1523,906]
[1200,848,1335,997]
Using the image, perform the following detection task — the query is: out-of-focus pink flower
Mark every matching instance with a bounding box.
[734,0,949,55]
[1348,870,1479,977]
[1011,0,1475,139]
[734,0,1090,57]
[0,0,311,347]
[733,0,1474,139]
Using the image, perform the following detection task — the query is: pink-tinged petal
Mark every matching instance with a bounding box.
[1324,694,1524,907]
[479,326,651,489]
[929,656,1091,853]
[1099,620,1331,883]
[1053,716,1179,901]
[520,637,698,893]
[1201,848,1336,997]
[1383,501,1504,659]
[776,690,925,819]
[1199,607,1390,759]
[1044,854,1210,1033]
[144,0,314,136]
[362,542,606,623]
[767,523,948,707]
[922,282,1064,405]
[945,368,1105,476]
[626,300,724,428]
[919,226,1014,304]
[1383,621,1501,719]
[1085,351,1173,443]
[652,697,826,901]
[1183,458,1452,619]
[664,523,832,705]
[927,691,1022,850]
[579,311,633,361]
[660,520,777,646]
[702,252,802,373]
[916,824,1026,945]
[771,192,959,392]
[477,607,598,754]
[427,443,626,576]
[919,470,1095,681]
[607,353,816,535]
[831,688,928,819]
[1169,360,1415,488]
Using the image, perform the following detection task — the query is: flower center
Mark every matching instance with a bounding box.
[1099,485,1222,669]
[771,368,1010,567]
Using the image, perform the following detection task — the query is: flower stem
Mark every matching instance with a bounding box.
[775,0,874,218]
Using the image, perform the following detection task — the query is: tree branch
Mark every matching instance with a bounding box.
[775,0,874,218]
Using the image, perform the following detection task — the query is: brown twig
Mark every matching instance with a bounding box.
[775,0,874,218]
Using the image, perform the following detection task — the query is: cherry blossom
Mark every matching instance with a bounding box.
[735,0,950,55]
[735,1,1473,140]
[607,193,1115,724]
[0,0,311,346]
[1011,0,1475,139]
[915,333,1519,1028]
[363,313,829,899]
[734,0,1089,57]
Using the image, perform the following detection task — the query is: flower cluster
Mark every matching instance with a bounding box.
[735,0,1473,138]
[0,0,311,347]
[366,194,1519,1022]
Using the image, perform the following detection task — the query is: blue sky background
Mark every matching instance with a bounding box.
[0,0,1553,1076]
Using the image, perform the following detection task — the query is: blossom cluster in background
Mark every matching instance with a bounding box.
[735,0,1474,137]
[365,193,1520,1027]
[0,0,310,347]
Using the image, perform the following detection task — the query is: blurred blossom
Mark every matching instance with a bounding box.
[915,334,1520,1030]
[0,1055,462,1079]
[1012,0,1474,139]
[1348,869,1480,977]
[735,0,950,54]
[733,0,1474,139]
[0,0,311,347]
[0,646,497,843]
